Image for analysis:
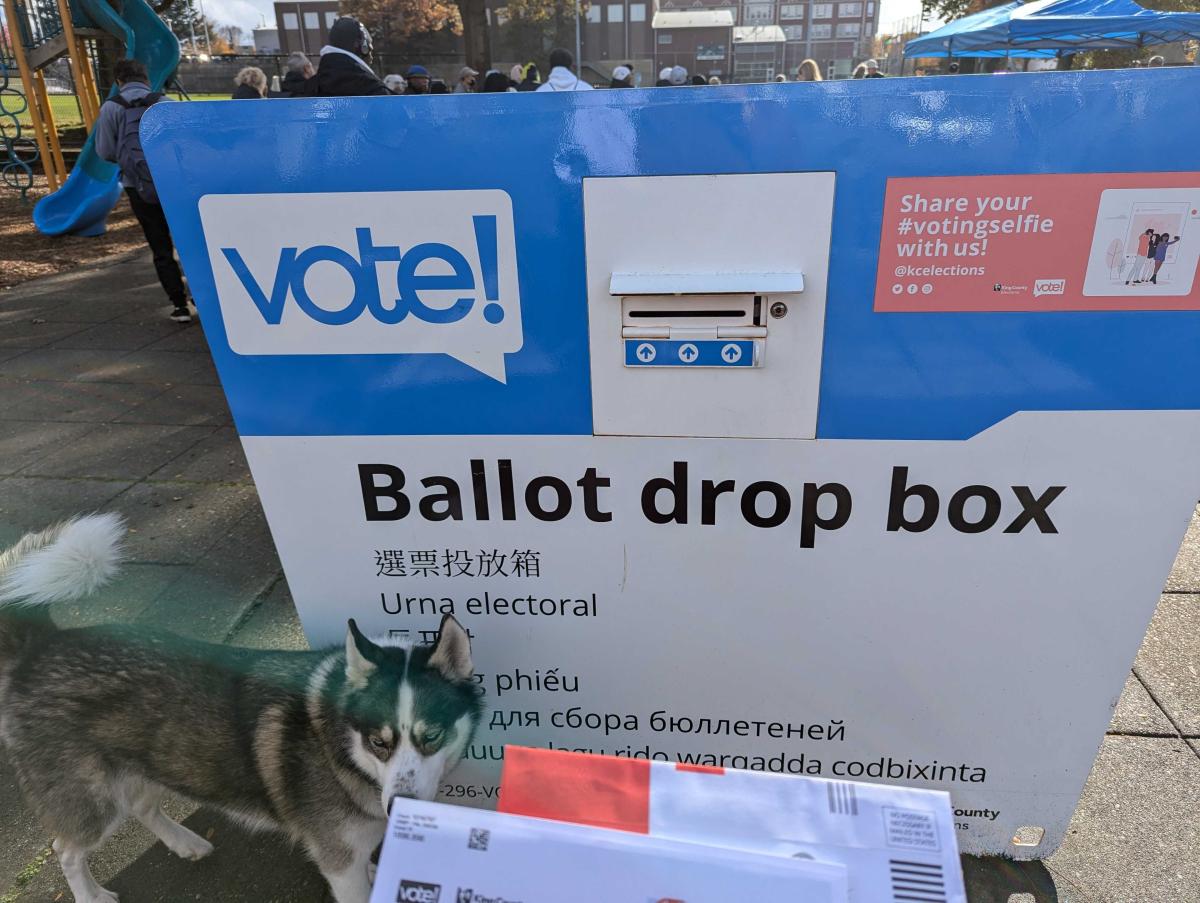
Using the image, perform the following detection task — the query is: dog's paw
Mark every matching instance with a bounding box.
[170,833,214,861]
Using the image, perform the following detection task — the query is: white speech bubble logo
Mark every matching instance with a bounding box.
[1033,278,1066,297]
[199,190,523,382]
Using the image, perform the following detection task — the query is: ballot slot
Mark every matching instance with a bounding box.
[617,290,778,368]
[620,294,762,336]
[584,172,835,440]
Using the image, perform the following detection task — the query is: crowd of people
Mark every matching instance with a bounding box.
[95,15,888,324]
[222,16,879,101]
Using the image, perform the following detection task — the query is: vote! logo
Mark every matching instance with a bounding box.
[200,190,523,382]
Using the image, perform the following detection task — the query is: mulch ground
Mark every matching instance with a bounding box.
[0,175,145,292]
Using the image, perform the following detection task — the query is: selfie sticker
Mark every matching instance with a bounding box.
[874,172,1200,312]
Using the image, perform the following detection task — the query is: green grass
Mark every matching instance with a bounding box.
[6,92,234,131]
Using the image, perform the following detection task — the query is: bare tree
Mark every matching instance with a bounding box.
[218,23,244,49]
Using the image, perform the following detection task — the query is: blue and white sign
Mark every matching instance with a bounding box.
[624,339,756,367]
[201,191,523,382]
[144,68,1200,859]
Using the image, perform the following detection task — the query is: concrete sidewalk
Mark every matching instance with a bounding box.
[0,251,1196,902]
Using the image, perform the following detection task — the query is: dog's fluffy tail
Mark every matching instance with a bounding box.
[0,514,125,607]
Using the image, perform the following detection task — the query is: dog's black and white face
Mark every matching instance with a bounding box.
[338,615,483,812]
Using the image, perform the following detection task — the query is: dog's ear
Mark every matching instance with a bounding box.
[345,619,378,689]
[427,614,473,681]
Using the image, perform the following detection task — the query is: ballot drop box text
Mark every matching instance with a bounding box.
[143,67,1200,857]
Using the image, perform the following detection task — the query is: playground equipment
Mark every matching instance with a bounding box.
[1,0,177,234]
[1,21,38,201]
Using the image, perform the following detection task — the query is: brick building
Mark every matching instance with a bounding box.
[574,0,879,81]
[269,0,877,83]
[274,0,341,55]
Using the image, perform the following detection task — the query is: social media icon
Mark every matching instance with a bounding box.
[201,190,523,383]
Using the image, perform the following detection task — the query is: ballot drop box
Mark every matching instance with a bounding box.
[144,67,1200,858]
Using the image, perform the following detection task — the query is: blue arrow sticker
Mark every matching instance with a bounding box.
[624,339,755,367]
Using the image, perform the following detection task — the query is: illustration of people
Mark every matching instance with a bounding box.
[1151,233,1181,284]
[1126,228,1156,284]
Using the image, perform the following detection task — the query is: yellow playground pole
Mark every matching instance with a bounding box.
[76,40,102,122]
[55,0,97,128]
[33,70,68,186]
[2,0,60,190]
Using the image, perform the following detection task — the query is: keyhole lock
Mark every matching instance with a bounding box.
[769,301,789,319]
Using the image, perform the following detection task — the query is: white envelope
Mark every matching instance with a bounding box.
[498,746,967,903]
[371,796,849,903]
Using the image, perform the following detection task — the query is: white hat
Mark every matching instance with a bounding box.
[669,65,688,85]
[659,66,673,81]
[865,58,879,68]
[612,65,632,81]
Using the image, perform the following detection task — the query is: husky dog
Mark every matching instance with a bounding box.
[0,514,484,903]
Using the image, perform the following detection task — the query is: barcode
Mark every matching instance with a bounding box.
[468,827,490,851]
[890,859,946,902]
[826,781,858,815]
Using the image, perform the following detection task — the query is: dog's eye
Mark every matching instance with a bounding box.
[423,729,443,746]
[367,734,390,751]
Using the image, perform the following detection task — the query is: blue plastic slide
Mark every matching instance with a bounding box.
[33,0,179,236]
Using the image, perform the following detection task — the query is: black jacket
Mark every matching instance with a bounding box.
[279,70,313,96]
[232,83,264,99]
[293,51,390,97]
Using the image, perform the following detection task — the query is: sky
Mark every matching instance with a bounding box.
[200,0,934,42]
[198,0,272,34]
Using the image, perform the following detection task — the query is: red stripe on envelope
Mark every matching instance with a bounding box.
[499,746,651,834]
[675,764,725,775]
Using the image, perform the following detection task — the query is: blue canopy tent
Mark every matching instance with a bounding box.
[905,0,1200,57]
[1008,0,1200,48]
[904,0,1059,57]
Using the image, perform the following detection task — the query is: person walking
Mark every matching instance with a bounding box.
[232,67,267,98]
[292,17,390,97]
[454,66,479,93]
[279,52,315,95]
[95,59,192,323]
[537,48,593,91]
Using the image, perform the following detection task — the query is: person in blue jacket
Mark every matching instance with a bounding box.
[1150,233,1181,284]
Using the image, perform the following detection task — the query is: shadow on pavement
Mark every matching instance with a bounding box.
[963,854,1062,901]
[108,808,329,903]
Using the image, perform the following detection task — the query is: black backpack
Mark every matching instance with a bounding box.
[111,92,164,204]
